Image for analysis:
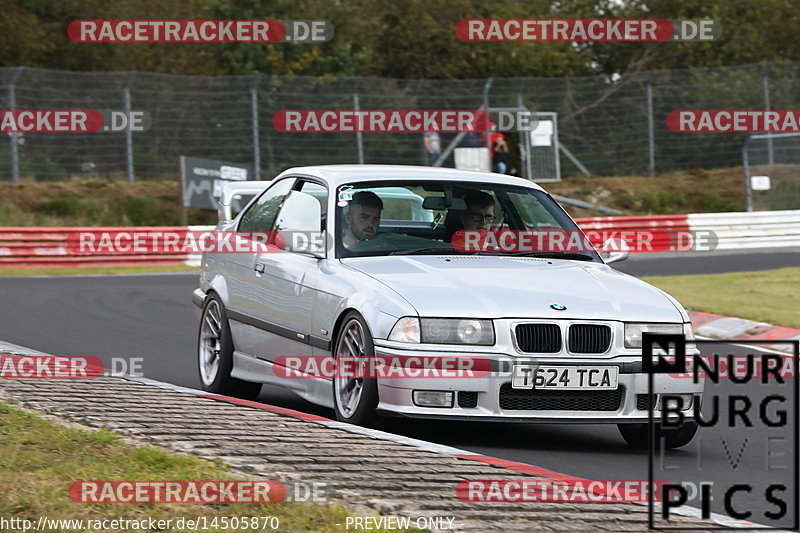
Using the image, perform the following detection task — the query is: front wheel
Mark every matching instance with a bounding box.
[332,312,381,427]
[197,294,262,400]
[618,421,698,449]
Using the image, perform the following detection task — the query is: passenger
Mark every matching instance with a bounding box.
[445,190,496,242]
[460,190,496,231]
[343,191,383,247]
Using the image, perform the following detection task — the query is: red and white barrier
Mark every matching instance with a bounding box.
[0,226,205,268]
[0,210,797,268]
[574,214,690,252]
[575,209,800,251]
[685,210,800,250]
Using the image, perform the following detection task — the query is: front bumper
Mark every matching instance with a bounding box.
[373,344,703,423]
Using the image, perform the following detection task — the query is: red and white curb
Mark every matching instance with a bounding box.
[689,310,800,354]
[0,339,775,530]
[119,376,781,530]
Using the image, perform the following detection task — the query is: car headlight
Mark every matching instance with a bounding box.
[388,317,421,343]
[683,322,697,351]
[389,317,495,345]
[624,323,684,348]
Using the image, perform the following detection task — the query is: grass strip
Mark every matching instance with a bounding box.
[643,267,800,329]
[0,401,424,532]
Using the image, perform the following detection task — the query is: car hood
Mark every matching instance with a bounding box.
[343,255,684,322]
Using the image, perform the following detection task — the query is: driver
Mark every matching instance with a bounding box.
[343,191,383,247]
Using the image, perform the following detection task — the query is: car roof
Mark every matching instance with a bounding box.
[275,164,546,192]
[219,180,272,194]
[217,180,271,203]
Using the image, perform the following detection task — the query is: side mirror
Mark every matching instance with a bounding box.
[600,238,630,264]
[282,231,327,259]
[274,191,325,258]
[220,193,257,225]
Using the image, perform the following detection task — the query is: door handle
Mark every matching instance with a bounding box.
[254,263,265,273]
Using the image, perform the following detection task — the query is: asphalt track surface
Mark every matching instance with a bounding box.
[1,248,797,526]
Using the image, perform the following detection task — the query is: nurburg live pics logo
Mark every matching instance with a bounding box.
[644,334,799,530]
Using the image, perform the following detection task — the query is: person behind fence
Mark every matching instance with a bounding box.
[343,191,383,248]
[423,130,442,166]
[489,123,509,174]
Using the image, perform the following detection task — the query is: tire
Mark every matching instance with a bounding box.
[618,421,698,449]
[332,311,381,427]
[197,293,262,400]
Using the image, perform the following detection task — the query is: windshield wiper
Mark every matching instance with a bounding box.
[389,247,465,256]
[501,251,596,261]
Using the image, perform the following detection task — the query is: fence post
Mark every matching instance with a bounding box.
[353,92,364,164]
[251,74,263,180]
[742,136,753,212]
[483,78,493,155]
[124,72,136,182]
[8,67,24,183]
[647,80,655,177]
[763,63,774,165]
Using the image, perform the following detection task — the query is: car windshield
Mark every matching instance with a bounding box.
[335,180,600,262]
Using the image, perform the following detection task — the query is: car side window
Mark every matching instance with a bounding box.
[238,179,294,231]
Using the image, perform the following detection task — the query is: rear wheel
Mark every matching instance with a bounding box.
[618,421,698,449]
[332,312,381,427]
[198,294,262,400]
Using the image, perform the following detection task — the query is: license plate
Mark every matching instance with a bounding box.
[512,365,619,390]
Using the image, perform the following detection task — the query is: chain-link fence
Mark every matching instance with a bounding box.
[1,62,798,183]
[743,133,800,211]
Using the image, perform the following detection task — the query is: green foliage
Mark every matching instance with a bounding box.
[698,192,739,212]
[39,195,102,218]
[2,0,797,78]
[613,190,686,214]
[0,201,35,226]
[120,196,168,225]
[638,191,686,213]
[18,156,70,182]
[756,178,800,211]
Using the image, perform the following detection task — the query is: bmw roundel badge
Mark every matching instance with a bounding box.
[550,303,567,311]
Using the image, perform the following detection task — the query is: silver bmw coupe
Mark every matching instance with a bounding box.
[193,165,702,448]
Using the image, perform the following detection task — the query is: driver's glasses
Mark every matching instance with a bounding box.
[468,212,496,223]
